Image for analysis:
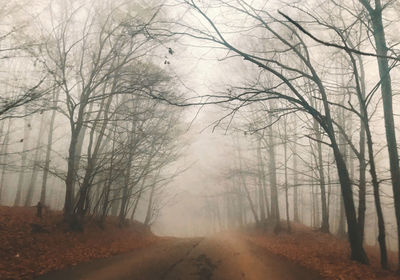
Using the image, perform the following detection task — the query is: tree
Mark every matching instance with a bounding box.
[290,3,390,267]
[33,0,170,225]
[165,0,368,263]
[40,90,60,204]
[358,0,400,269]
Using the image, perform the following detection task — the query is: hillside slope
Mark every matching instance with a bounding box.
[244,224,398,280]
[0,206,158,280]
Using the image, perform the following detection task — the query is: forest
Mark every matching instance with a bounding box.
[1,0,400,279]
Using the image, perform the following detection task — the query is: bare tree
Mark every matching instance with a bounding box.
[163,0,369,263]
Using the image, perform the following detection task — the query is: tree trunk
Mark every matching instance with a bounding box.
[293,131,300,223]
[313,119,329,232]
[283,119,291,232]
[268,112,280,232]
[243,183,260,226]
[257,140,266,224]
[311,174,315,227]
[337,103,347,238]
[237,138,259,226]
[118,142,134,226]
[144,183,156,226]
[110,188,121,217]
[337,193,346,237]
[357,120,366,243]
[366,123,388,268]
[312,71,368,263]
[65,101,94,216]
[0,119,11,203]
[14,116,32,206]
[350,48,388,268]
[75,82,115,219]
[131,179,146,220]
[327,152,332,219]
[24,113,46,206]
[360,0,400,269]
[40,91,59,204]
[64,127,80,217]
[332,143,367,263]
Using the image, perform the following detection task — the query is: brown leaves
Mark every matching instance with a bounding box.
[243,224,398,280]
[0,206,158,280]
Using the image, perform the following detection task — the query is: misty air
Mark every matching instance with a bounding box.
[1,0,400,279]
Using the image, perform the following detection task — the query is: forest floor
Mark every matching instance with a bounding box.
[1,206,399,280]
[0,206,159,280]
[244,223,399,280]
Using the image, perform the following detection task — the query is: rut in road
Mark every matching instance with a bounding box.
[36,234,322,280]
[160,238,203,279]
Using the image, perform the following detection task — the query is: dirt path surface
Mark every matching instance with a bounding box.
[36,234,322,280]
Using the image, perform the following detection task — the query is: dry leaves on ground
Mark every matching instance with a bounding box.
[243,223,398,280]
[0,206,159,280]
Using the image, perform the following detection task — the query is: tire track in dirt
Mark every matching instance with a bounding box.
[192,253,218,280]
[35,234,323,280]
[160,238,203,279]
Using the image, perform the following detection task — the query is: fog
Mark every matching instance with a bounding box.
[0,0,399,269]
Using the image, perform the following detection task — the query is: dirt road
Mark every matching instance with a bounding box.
[36,234,322,280]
